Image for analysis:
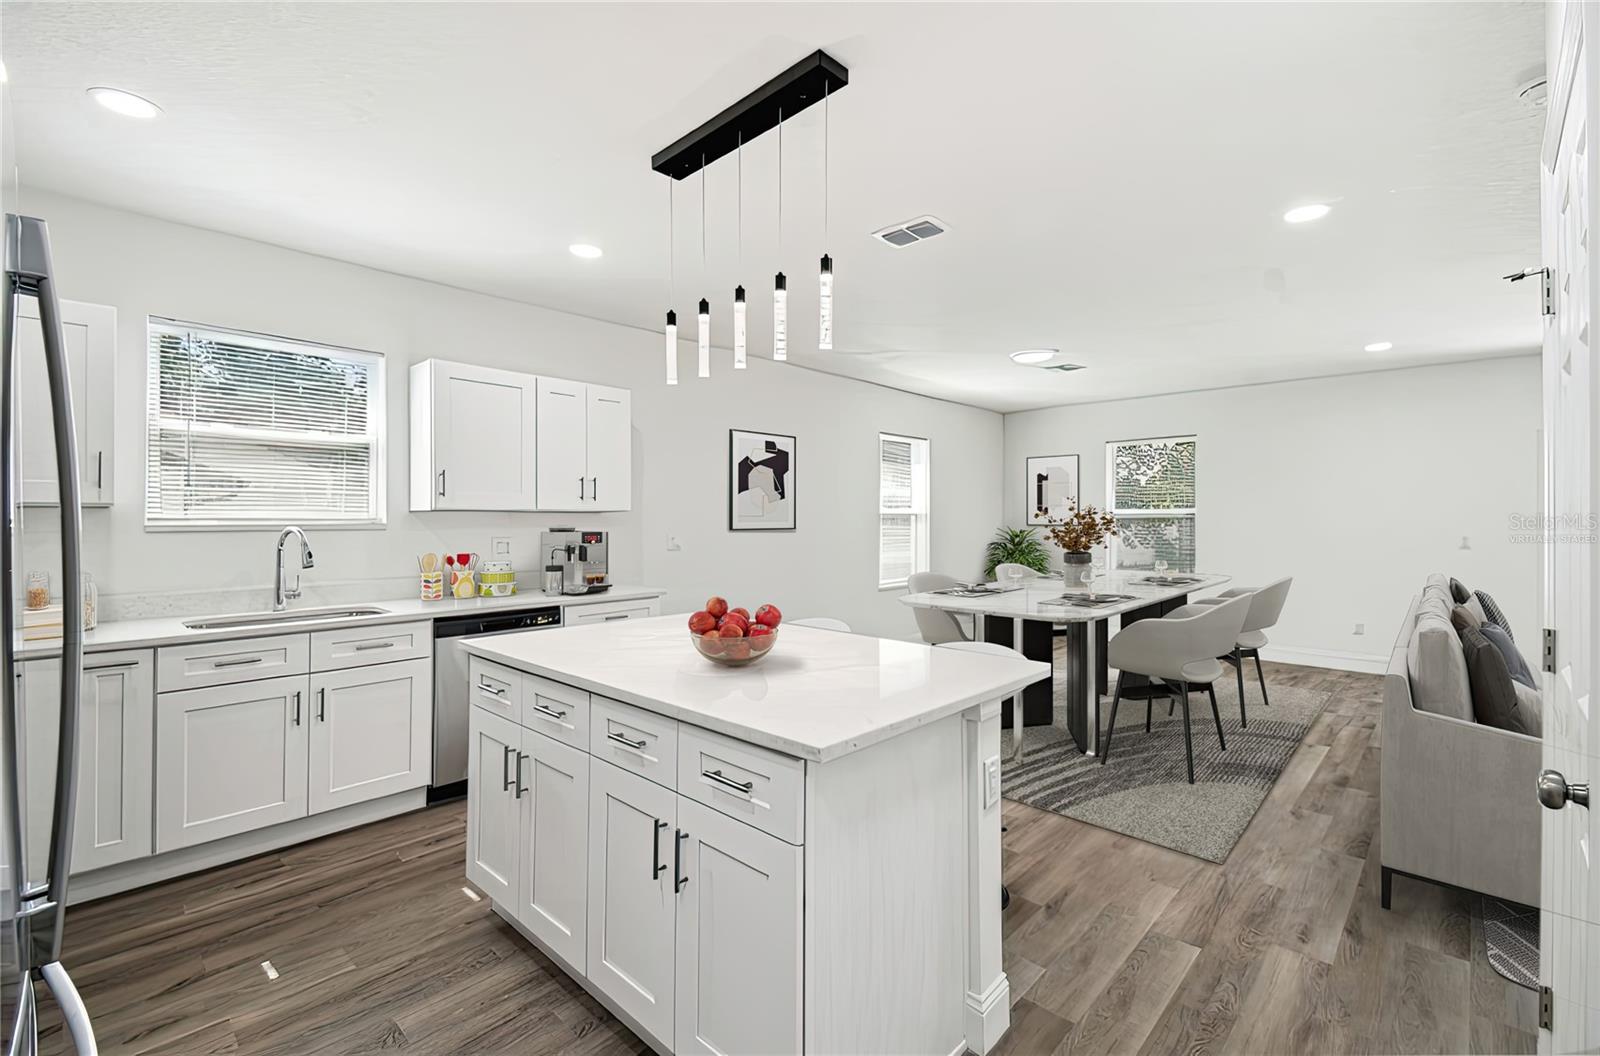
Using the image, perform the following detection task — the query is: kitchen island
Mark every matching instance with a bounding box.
[464,615,1047,1056]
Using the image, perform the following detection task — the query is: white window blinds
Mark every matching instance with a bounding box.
[879,433,930,588]
[145,319,385,527]
[1107,435,1196,572]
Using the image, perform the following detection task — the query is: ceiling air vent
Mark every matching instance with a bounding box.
[872,215,948,249]
[1041,363,1086,373]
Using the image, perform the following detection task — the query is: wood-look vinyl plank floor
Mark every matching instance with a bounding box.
[36,663,1535,1055]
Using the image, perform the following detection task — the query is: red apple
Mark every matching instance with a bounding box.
[706,596,729,619]
[697,632,725,656]
[687,611,717,634]
[749,632,775,654]
[718,613,749,634]
[748,623,773,638]
[717,622,745,638]
[724,638,752,661]
[730,607,752,622]
[754,604,782,629]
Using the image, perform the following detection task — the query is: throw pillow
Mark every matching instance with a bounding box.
[1449,604,1482,635]
[1512,681,1544,737]
[1476,589,1514,641]
[1480,621,1536,689]
[1449,577,1473,604]
[1460,623,1538,735]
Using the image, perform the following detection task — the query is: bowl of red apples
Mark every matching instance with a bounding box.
[688,597,782,666]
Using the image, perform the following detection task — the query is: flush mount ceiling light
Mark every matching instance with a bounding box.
[1283,203,1331,224]
[568,243,603,259]
[87,86,162,119]
[1010,349,1058,365]
[1364,341,1394,352]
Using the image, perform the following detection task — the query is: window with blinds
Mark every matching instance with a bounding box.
[1106,435,1197,572]
[145,319,385,528]
[879,433,930,589]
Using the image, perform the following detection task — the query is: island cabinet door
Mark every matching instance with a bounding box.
[515,728,589,971]
[466,706,521,904]
[307,658,433,815]
[588,758,678,1049]
[674,798,802,1056]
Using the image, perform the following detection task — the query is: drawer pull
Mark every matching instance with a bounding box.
[602,613,629,621]
[607,731,648,751]
[477,683,507,699]
[652,819,668,878]
[212,656,264,669]
[703,769,755,798]
[531,702,568,722]
[84,660,137,672]
[353,641,395,652]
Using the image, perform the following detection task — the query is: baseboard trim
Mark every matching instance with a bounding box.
[1260,645,1389,675]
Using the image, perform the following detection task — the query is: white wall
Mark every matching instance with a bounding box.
[21,189,1004,639]
[1004,358,1543,670]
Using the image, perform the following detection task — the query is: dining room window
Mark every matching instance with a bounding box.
[879,433,930,588]
[1106,435,1196,572]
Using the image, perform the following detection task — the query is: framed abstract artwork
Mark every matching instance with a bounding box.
[1026,453,1079,525]
[729,429,797,530]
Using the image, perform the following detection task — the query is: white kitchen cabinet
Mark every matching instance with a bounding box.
[155,673,309,852]
[308,658,432,815]
[588,757,678,1048]
[534,378,632,512]
[674,798,802,1056]
[565,597,661,626]
[409,359,537,511]
[466,704,521,904]
[516,728,589,971]
[16,296,116,506]
[20,650,154,877]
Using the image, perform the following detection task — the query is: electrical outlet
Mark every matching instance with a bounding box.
[984,756,1001,808]
[666,534,683,552]
[1353,622,1365,636]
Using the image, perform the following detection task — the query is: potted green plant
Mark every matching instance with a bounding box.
[982,526,1053,580]
[1039,502,1118,567]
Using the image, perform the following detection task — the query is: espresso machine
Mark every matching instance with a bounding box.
[541,529,612,595]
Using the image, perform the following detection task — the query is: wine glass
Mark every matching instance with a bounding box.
[1079,561,1095,598]
[1005,566,1025,591]
[1154,556,1169,580]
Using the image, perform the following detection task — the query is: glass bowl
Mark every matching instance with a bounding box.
[691,627,778,666]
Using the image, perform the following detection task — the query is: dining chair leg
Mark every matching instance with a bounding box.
[1145,692,1153,732]
[1253,649,1270,707]
[1100,673,1125,764]
[1178,681,1195,784]
[1207,682,1226,750]
[1234,647,1248,728]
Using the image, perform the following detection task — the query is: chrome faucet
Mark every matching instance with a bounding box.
[273,526,315,611]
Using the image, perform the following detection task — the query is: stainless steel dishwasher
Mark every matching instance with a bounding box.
[430,605,562,801]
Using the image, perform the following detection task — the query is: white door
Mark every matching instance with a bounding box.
[15,296,115,506]
[308,658,432,815]
[431,361,537,511]
[585,384,632,512]
[1540,5,1600,1050]
[674,798,802,1056]
[20,651,154,876]
[588,758,677,1048]
[535,376,589,510]
[154,674,309,852]
[466,704,520,904]
[516,728,589,971]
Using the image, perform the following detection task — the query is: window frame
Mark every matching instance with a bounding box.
[1105,433,1197,571]
[877,431,931,590]
[143,317,388,531]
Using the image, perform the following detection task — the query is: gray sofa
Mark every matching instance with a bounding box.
[1380,574,1542,909]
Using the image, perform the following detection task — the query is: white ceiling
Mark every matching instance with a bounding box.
[3,2,1546,412]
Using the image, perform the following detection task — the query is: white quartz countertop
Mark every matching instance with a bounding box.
[902,571,1232,622]
[15,585,666,660]
[464,614,1049,763]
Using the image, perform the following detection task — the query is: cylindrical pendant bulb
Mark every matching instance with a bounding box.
[818,254,833,351]
[665,310,678,386]
[773,273,787,361]
[733,286,747,369]
[697,298,711,378]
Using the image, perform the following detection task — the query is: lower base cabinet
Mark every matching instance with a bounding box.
[519,730,589,971]
[466,707,520,904]
[309,658,432,814]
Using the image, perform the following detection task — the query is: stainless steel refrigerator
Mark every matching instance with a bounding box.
[0,108,98,1056]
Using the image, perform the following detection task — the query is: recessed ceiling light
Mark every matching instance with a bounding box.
[1364,341,1394,353]
[568,243,603,260]
[1010,349,1058,365]
[1283,203,1331,224]
[87,86,162,119]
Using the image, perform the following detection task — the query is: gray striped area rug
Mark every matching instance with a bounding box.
[1001,670,1330,862]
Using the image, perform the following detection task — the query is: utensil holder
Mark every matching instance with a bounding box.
[420,572,444,601]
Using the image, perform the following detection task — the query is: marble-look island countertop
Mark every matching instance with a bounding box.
[464,614,1049,763]
[901,571,1232,621]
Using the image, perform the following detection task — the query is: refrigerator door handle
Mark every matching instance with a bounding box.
[39,961,98,1056]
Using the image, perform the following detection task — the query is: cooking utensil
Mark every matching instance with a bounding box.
[421,553,437,574]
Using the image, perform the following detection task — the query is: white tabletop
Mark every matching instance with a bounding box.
[900,571,1232,623]
[465,614,1049,762]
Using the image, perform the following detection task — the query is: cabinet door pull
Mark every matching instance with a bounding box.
[501,744,514,791]
[317,687,326,722]
[353,640,395,652]
[578,477,585,501]
[438,469,446,497]
[95,451,103,492]
[607,730,647,751]
[292,690,301,727]
[514,752,528,799]
[591,476,598,501]
[703,769,755,799]
[674,829,689,892]
[652,819,668,878]
[212,656,263,669]
[531,701,568,722]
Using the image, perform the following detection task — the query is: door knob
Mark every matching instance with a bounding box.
[1538,768,1590,810]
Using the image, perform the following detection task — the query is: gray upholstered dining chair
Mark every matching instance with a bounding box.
[1100,595,1250,783]
[907,572,971,645]
[1187,577,1293,727]
[790,617,852,631]
[992,562,1045,583]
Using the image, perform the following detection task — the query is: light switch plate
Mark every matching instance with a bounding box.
[984,756,1001,808]
[491,536,513,560]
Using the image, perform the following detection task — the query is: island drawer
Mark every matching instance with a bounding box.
[158,634,310,693]
[677,725,804,845]
[590,696,677,790]
[468,656,521,722]
[521,674,589,750]
[310,621,431,672]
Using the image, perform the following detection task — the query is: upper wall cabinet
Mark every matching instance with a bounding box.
[17,297,116,506]
[409,360,538,511]
[535,378,632,512]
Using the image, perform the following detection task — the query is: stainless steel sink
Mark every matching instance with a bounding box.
[182,605,391,630]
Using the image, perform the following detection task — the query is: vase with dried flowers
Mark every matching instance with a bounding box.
[1037,502,1118,567]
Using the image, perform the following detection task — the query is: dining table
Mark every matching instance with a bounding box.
[900,570,1232,754]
